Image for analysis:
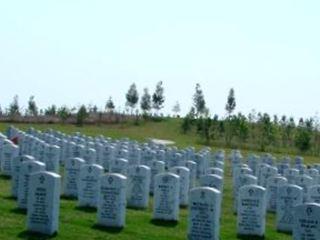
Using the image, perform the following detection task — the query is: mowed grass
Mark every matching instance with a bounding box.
[0,121,318,240]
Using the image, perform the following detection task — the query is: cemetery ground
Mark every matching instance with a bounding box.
[0,121,318,240]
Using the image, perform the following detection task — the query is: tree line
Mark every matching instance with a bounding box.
[1,82,319,155]
[181,85,319,155]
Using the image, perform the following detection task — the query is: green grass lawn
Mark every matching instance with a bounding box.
[0,121,317,239]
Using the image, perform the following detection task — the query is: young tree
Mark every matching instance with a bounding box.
[295,118,313,152]
[140,88,151,114]
[27,95,38,116]
[8,95,20,116]
[257,113,276,151]
[193,83,206,117]
[225,88,236,116]
[152,81,165,113]
[126,83,139,114]
[172,101,181,117]
[105,97,115,112]
[76,105,89,126]
[45,105,57,116]
[0,105,2,116]
[57,106,71,123]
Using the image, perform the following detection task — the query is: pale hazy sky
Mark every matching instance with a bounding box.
[0,1,319,119]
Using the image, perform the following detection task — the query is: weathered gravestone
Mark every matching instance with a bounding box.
[186,160,197,188]
[18,160,46,209]
[127,165,151,209]
[206,167,224,178]
[170,166,190,206]
[306,185,320,203]
[295,174,314,202]
[232,166,252,187]
[188,187,221,240]
[293,203,320,240]
[128,147,141,165]
[83,148,97,164]
[277,162,290,175]
[78,164,104,208]
[233,174,257,214]
[284,168,299,184]
[1,140,19,176]
[63,157,85,198]
[195,154,208,178]
[27,171,61,235]
[100,144,115,170]
[266,175,287,212]
[276,184,303,232]
[295,164,307,174]
[306,168,320,185]
[110,158,128,176]
[237,185,266,238]
[44,145,60,173]
[150,160,165,195]
[97,173,127,228]
[71,144,85,159]
[199,174,223,193]
[153,172,180,221]
[11,155,35,198]
[258,165,278,188]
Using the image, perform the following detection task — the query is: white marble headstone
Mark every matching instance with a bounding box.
[78,164,104,207]
[153,172,180,221]
[266,175,287,212]
[188,187,221,240]
[276,184,303,232]
[11,155,34,197]
[293,203,320,240]
[237,184,266,237]
[97,173,127,228]
[27,171,61,235]
[127,165,151,209]
[18,160,46,209]
[63,157,85,198]
[150,160,165,195]
[170,166,190,206]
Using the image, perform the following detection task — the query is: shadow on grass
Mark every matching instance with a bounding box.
[17,230,57,239]
[2,195,16,201]
[92,224,123,234]
[126,206,146,211]
[74,206,96,213]
[10,208,27,215]
[150,219,178,228]
[237,234,265,240]
[60,196,77,201]
[0,175,11,180]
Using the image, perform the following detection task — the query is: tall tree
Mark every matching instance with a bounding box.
[44,105,57,116]
[295,119,313,153]
[140,88,151,114]
[172,101,181,117]
[27,95,38,116]
[126,83,139,113]
[152,81,165,113]
[76,105,89,126]
[225,88,236,116]
[57,106,71,123]
[8,95,20,116]
[105,97,115,112]
[193,83,206,117]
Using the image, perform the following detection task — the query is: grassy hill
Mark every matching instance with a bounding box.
[0,121,317,239]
